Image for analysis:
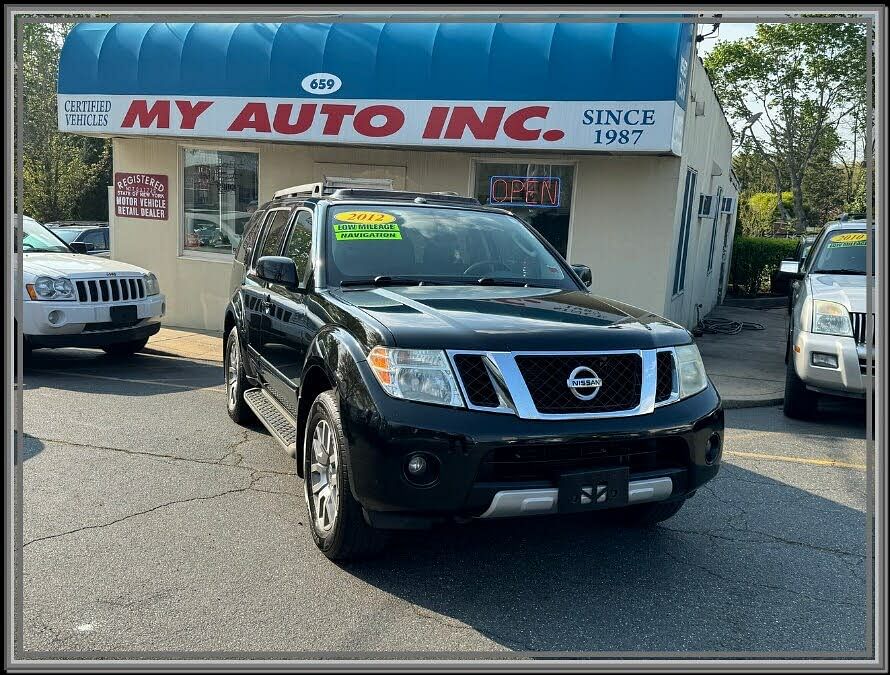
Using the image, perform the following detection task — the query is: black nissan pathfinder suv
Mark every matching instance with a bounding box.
[224,179,723,560]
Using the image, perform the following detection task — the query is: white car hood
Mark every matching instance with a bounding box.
[809,273,868,313]
[23,252,149,279]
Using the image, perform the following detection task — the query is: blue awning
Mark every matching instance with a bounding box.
[59,21,694,107]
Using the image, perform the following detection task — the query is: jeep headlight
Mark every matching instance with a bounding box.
[27,276,76,301]
[368,347,464,407]
[812,300,853,337]
[143,272,160,296]
[675,344,708,399]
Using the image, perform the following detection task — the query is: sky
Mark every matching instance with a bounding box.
[696,22,757,58]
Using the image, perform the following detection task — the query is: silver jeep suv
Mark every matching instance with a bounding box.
[781,220,874,418]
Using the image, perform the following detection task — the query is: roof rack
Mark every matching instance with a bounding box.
[273,176,395,200]
[328,189,481,206]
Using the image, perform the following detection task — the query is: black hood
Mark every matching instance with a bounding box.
[331,286,691,351]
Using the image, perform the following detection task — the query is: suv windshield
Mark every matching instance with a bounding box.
[809,229,871,275]
[22,219,71,253]
[325,204,576,290]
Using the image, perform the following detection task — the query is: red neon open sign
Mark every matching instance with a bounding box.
[488,176,560,208]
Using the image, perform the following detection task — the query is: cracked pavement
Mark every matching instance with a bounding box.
[17,349,870,656]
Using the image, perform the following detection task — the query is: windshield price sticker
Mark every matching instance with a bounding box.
[334,222,402,241]
[334,211,396,224]
[828,232,867,248]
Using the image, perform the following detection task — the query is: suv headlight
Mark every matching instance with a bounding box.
[812,300,853,337]
[368,347,464,407]
[143,273,161,296]
[675,344,708,399]
[27,276,76,301]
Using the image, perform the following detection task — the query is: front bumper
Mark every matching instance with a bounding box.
[338,372,723,523]
[24,294,165,348]
[27,320,161,348]
[792,330,871,397]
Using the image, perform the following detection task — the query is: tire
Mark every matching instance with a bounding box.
[783,360,817,419]
[611,498,687,528]
[102,337,149,357]
[303,390,386,560]
[224,327,255,425]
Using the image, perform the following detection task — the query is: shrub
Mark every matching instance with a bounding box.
[729,237,799,296]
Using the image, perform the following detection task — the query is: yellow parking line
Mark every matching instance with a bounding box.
[724,450,866,471]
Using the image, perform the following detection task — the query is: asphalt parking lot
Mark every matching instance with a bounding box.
[17,349,871,657]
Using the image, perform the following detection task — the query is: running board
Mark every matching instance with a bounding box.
[243,388,297,457]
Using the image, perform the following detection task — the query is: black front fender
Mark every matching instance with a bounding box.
[295,327,382,483]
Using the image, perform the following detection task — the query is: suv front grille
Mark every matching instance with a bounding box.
[476,438,688,482]
[75,277,145,302]
[849,312,873,345]
[453,355,500,408]
[515,353,642,414]
[75,277,145,303]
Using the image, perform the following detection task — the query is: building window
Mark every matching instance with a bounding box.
[707,186,723,274]
[473,162,575,258]
[182,148,258,256]
[673,167,697,295]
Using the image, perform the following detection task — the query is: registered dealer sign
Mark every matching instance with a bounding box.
[114,172,168,220]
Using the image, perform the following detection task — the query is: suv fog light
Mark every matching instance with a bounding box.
[812,352,838,369]
[403,453,439,487]
[705,433,721,465]
[407,455,427,475]
[47,310,65,326]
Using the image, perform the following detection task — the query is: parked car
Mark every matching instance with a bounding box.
[19,216,165,357]
[779,219,873,418]
[223,180,724,560]
[48,225,110,257]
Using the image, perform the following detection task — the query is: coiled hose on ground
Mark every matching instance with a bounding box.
[692,304,765,337]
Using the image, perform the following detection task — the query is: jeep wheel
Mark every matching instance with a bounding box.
[102,337,149,357]
[612,498,687,527]
[783,361,817,419]
[225,327,255,425]
[304,391,386,560]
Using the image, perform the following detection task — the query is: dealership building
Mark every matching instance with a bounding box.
[58,20,739,331]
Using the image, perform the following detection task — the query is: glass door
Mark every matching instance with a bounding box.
[473,162,575,258]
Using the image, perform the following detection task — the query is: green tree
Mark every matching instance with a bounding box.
[704,21,867,229]
[20,22,111,223]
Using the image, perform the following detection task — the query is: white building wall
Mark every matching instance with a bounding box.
[664,56,739,328]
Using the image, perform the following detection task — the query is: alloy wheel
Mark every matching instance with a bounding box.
[309,418,339,533]
[226,333,240,411]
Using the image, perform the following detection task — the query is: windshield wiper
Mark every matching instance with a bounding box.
[474,277,531,287]
[340,276,441,288]
[813,268,865,275]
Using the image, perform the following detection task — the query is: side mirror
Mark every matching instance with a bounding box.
[256,256,299,288]
[778,260,802,278]
[571,263,593,287]
[69,242,94,254]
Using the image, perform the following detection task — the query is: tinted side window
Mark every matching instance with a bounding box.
[257,209,292,260]
[234,210,265,264]
[282,211,313,280]
[83,230,107,248]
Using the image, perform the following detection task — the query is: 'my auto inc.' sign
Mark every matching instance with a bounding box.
[59,96,685,154]
[57,22,694,154]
